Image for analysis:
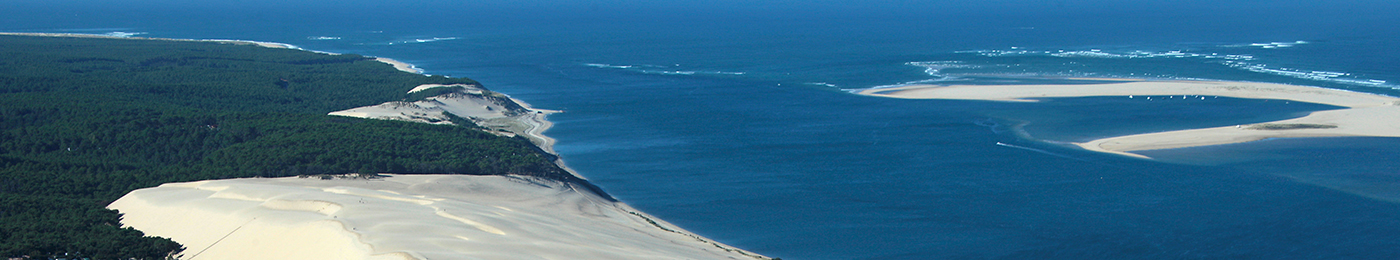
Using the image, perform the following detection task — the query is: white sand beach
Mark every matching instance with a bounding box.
[375,57,424,74]
[858,80,1400,158]
[0,32,301,49]
[109,174,765,260]
[1,32,416,74]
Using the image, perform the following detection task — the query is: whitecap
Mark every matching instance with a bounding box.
[1225,40,1310,49]
[1224,61,1396,89]
[906,61,980,76]
[584,63,634,69]
[387,37,460,45]
[641,70,696,75]
[101,32,147,38]
[586,63,744,76]
[968,48,1254,61]
[638,70,744,76]
[59,28,136,32]
[948,46,1394,90]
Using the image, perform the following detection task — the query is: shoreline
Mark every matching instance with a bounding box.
[858,79,1400,158]
[1,32,423,75]
[0,32,299,49]
[374,57,425,74]
[8,32,769,259]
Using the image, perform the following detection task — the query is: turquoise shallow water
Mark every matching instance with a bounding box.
[6,1,1400,259]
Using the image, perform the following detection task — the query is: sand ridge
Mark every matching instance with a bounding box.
[328,84,562,153]
[109,174,765,260]
[857,79,1400,158]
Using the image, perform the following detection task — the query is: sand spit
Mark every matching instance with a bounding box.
[0,32,300,49]
[858,80,1400,158]
[2,32,419,75]
[109,174,765,260]
[374,57,424,74]
[329,84,561,153]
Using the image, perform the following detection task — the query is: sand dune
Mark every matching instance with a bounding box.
[329,84,560,151]
[109,174,765,260]
[858,80,1400,158]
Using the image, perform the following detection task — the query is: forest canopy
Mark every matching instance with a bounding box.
[0,35,572,259]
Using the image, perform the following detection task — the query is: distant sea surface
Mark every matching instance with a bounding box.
[8,1,1400,259]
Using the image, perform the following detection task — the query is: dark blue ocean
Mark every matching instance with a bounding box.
[7,0,1400,259]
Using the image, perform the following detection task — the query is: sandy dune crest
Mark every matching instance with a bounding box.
[109,175,765,260]
[329,84,560,152]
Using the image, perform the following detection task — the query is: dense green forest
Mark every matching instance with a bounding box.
[0,35,583,259]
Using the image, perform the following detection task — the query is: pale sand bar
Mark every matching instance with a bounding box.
[375,57,424,74]
[109,175,765,260]
[858,80,1400,158]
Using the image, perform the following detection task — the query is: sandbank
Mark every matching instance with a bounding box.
[858,80,1400,158]
[109,174,765,260]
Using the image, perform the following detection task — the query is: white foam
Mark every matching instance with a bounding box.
[100,31,147,38]
[387,37,460,45]
[961,46,1394,90]
[861,76,972,91]
[1223,61,1397,89]
[1227,40,1310,49]
[968,49,1254,61]
[309,36,342,40]
[584,63,744,76]
[906,61,980,76]
[584,63,635,69]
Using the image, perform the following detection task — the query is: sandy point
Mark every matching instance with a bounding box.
[856,79,1400,158]
[374,57,424,74]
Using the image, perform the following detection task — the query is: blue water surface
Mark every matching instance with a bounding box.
[6,0,1400,259]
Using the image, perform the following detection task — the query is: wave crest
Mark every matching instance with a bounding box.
[958,46,1393,89]
[582,63,746,76]
[101,32,147,38]
[387,37,460,45]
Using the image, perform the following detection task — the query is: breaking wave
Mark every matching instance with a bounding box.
[387,37,460,45]
[958,45,1394,90]
[964,49,1254,61]
[101,32,147,38]
[583,63,746,76]
[1223,41,1310,49]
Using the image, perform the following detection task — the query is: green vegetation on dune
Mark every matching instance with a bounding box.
[0,35,574,259]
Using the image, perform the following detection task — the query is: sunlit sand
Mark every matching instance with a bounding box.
[109,175,765,260]
[858,79,1400,158]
